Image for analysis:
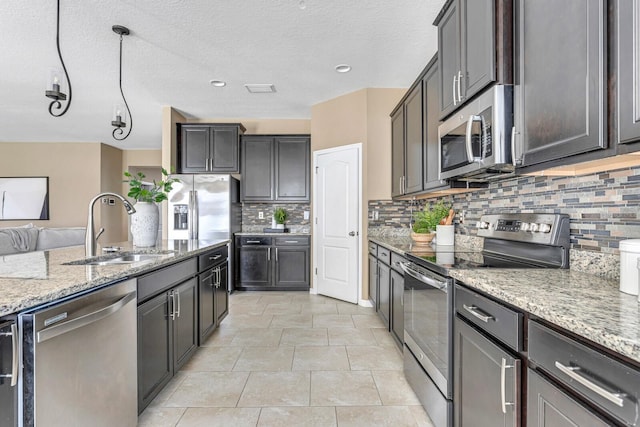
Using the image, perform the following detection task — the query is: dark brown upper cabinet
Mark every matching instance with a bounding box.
[513,0,607,169]
[617,0,640,152]
[435,0,504,120]
[241,135,310,203]
[178,123,245,173]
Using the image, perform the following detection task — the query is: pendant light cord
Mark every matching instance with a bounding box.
[112,31,133,141]
[48,0,72,117]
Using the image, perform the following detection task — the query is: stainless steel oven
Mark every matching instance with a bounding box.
[402,213,571,427]
[401,262,453,427]
[439,85,514,181]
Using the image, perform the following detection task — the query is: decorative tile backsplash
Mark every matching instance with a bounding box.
[242,203,311,233]
[369,165,640,254]
[368,165,640,279]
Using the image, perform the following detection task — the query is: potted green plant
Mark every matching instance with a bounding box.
[273,207,287,229]
[411,200,451,245]
[123,168,179,247]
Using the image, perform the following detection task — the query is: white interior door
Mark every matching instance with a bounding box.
[314,144,360,304]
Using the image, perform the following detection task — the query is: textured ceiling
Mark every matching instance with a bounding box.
[1,0,444,149]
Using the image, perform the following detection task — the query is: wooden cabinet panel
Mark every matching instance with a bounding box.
[242,136,275,201]
[211,126,239,172]
[274,246,310,287]
[514,0,606,167]
[438,0,461,118]
[391,108,405,198]
[404,83,424,194]
[237,246,272,287]
[275,137,310,201]
[172,278,198,371]
[378,262,390,329]
[180,126,210,173]
[137,293,172,411]
[391,269,404,346]
[215,263,229,323]
[178,124,243,173]
[368,254,378,310]
[618,0,640,149]
[423,57,447,191]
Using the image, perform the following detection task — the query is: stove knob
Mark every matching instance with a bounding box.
[520,222,530,232]
[530,223,540,233]
[538,223,552,233]
[476,221,490,230]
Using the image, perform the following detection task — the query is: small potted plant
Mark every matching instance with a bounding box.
[123,168,179,247]
[273,207,287,230]
[411,200,451,245]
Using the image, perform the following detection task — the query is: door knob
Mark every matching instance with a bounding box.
[349,231,356,236]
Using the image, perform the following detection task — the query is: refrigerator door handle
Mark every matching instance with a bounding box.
[189,190,199,239]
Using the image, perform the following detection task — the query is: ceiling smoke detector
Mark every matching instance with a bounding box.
[244,84,276,93]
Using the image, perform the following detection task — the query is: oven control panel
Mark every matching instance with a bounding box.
[476,213,570,246]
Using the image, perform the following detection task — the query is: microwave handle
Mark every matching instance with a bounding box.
[465,115,482,162]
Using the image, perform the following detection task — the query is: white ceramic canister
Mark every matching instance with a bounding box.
[619,239,640,295]
[436,225,455,246]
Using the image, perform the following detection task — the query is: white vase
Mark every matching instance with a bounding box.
[131,201,159,247]
[275,223,285,229]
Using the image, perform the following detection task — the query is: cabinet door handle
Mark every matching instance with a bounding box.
[169,292,176,320]
[210,254,222,260]
[175,290,181,319]
[500,358,516,414]
[462,304,494,323]
[452,74,458,106]
[457,70,463,103]
[0,324,19,386]
[216,267,221,287]
[268,247,271,261]
[275,247,278,262]
[554,361,627,408]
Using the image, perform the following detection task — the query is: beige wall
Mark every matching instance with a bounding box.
[0,142,101,229]
[99,144,125,243]
[310,88,406,301]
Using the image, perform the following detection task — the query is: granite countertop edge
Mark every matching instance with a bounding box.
[0,239,229,317]
[370,236,640,365]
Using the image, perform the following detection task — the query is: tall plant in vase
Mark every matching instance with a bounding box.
[124,168,179,247]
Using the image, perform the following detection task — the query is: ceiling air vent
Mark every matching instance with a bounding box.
[244,84,276,93]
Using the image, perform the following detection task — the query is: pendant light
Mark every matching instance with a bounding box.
[111,25,133,141]
[45,0,72,117]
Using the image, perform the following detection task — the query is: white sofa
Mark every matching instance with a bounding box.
[0,225,85,256]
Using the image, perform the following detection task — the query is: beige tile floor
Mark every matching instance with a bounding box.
[138,291,435,427]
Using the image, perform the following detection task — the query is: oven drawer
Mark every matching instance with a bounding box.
[377,247,391,265]
[390,252,407,273]
[368,241,377,256]
[528,321,640,426]
[455,284,523,352]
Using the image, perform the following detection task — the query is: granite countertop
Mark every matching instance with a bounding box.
[0,239,229,317]
[369,236,640,365]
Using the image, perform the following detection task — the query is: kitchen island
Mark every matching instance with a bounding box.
[0,239,229,317]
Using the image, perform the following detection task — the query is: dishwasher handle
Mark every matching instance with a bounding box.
[37,291,136,343]
[399,262,448,291]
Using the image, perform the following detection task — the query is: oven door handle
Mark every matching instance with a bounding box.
[465,114,482,163]
[399,262,447,290]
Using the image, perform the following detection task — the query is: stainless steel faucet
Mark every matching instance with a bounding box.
[86,192,136,257]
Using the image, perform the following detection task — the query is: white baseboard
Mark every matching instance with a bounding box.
[308,287,318,295]
[359,299,373,308]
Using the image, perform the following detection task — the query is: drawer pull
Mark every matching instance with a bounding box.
[246,240,261,244]
[554,361,627,408]
[284,240,299,243]
[209,254,222,260]
[463,304,494,323]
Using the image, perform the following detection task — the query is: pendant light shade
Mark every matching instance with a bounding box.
[112,25,133,141]
[46,0,72,117]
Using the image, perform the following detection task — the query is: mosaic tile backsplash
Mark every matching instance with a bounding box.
[368,167,640,278]
[242,203,311,233]
[368,165,640,256]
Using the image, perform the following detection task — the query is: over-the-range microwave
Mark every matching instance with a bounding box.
[438,85,514,181]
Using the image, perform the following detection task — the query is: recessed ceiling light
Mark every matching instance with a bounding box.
[244,84,276,93]
[335,64,352,73]
[209,80,226,87]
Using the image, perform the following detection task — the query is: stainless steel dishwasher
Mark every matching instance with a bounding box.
[19,278,137,427]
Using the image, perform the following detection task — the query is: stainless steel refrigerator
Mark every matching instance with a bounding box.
[167,175,241,290]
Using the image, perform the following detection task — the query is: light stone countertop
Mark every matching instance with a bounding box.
[370,235,640,365]
[0,239,229,317]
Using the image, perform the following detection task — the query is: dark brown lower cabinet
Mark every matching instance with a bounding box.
[137,276,198,413]
[368,254,378,310]
[199,260,229,345]
[454,317,520,426]
[236,236,309,290]
[377,261,390,328]
[390,269,404,346]
[0,320,17,427]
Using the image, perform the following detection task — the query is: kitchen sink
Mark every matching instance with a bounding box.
[64,251,174,266]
